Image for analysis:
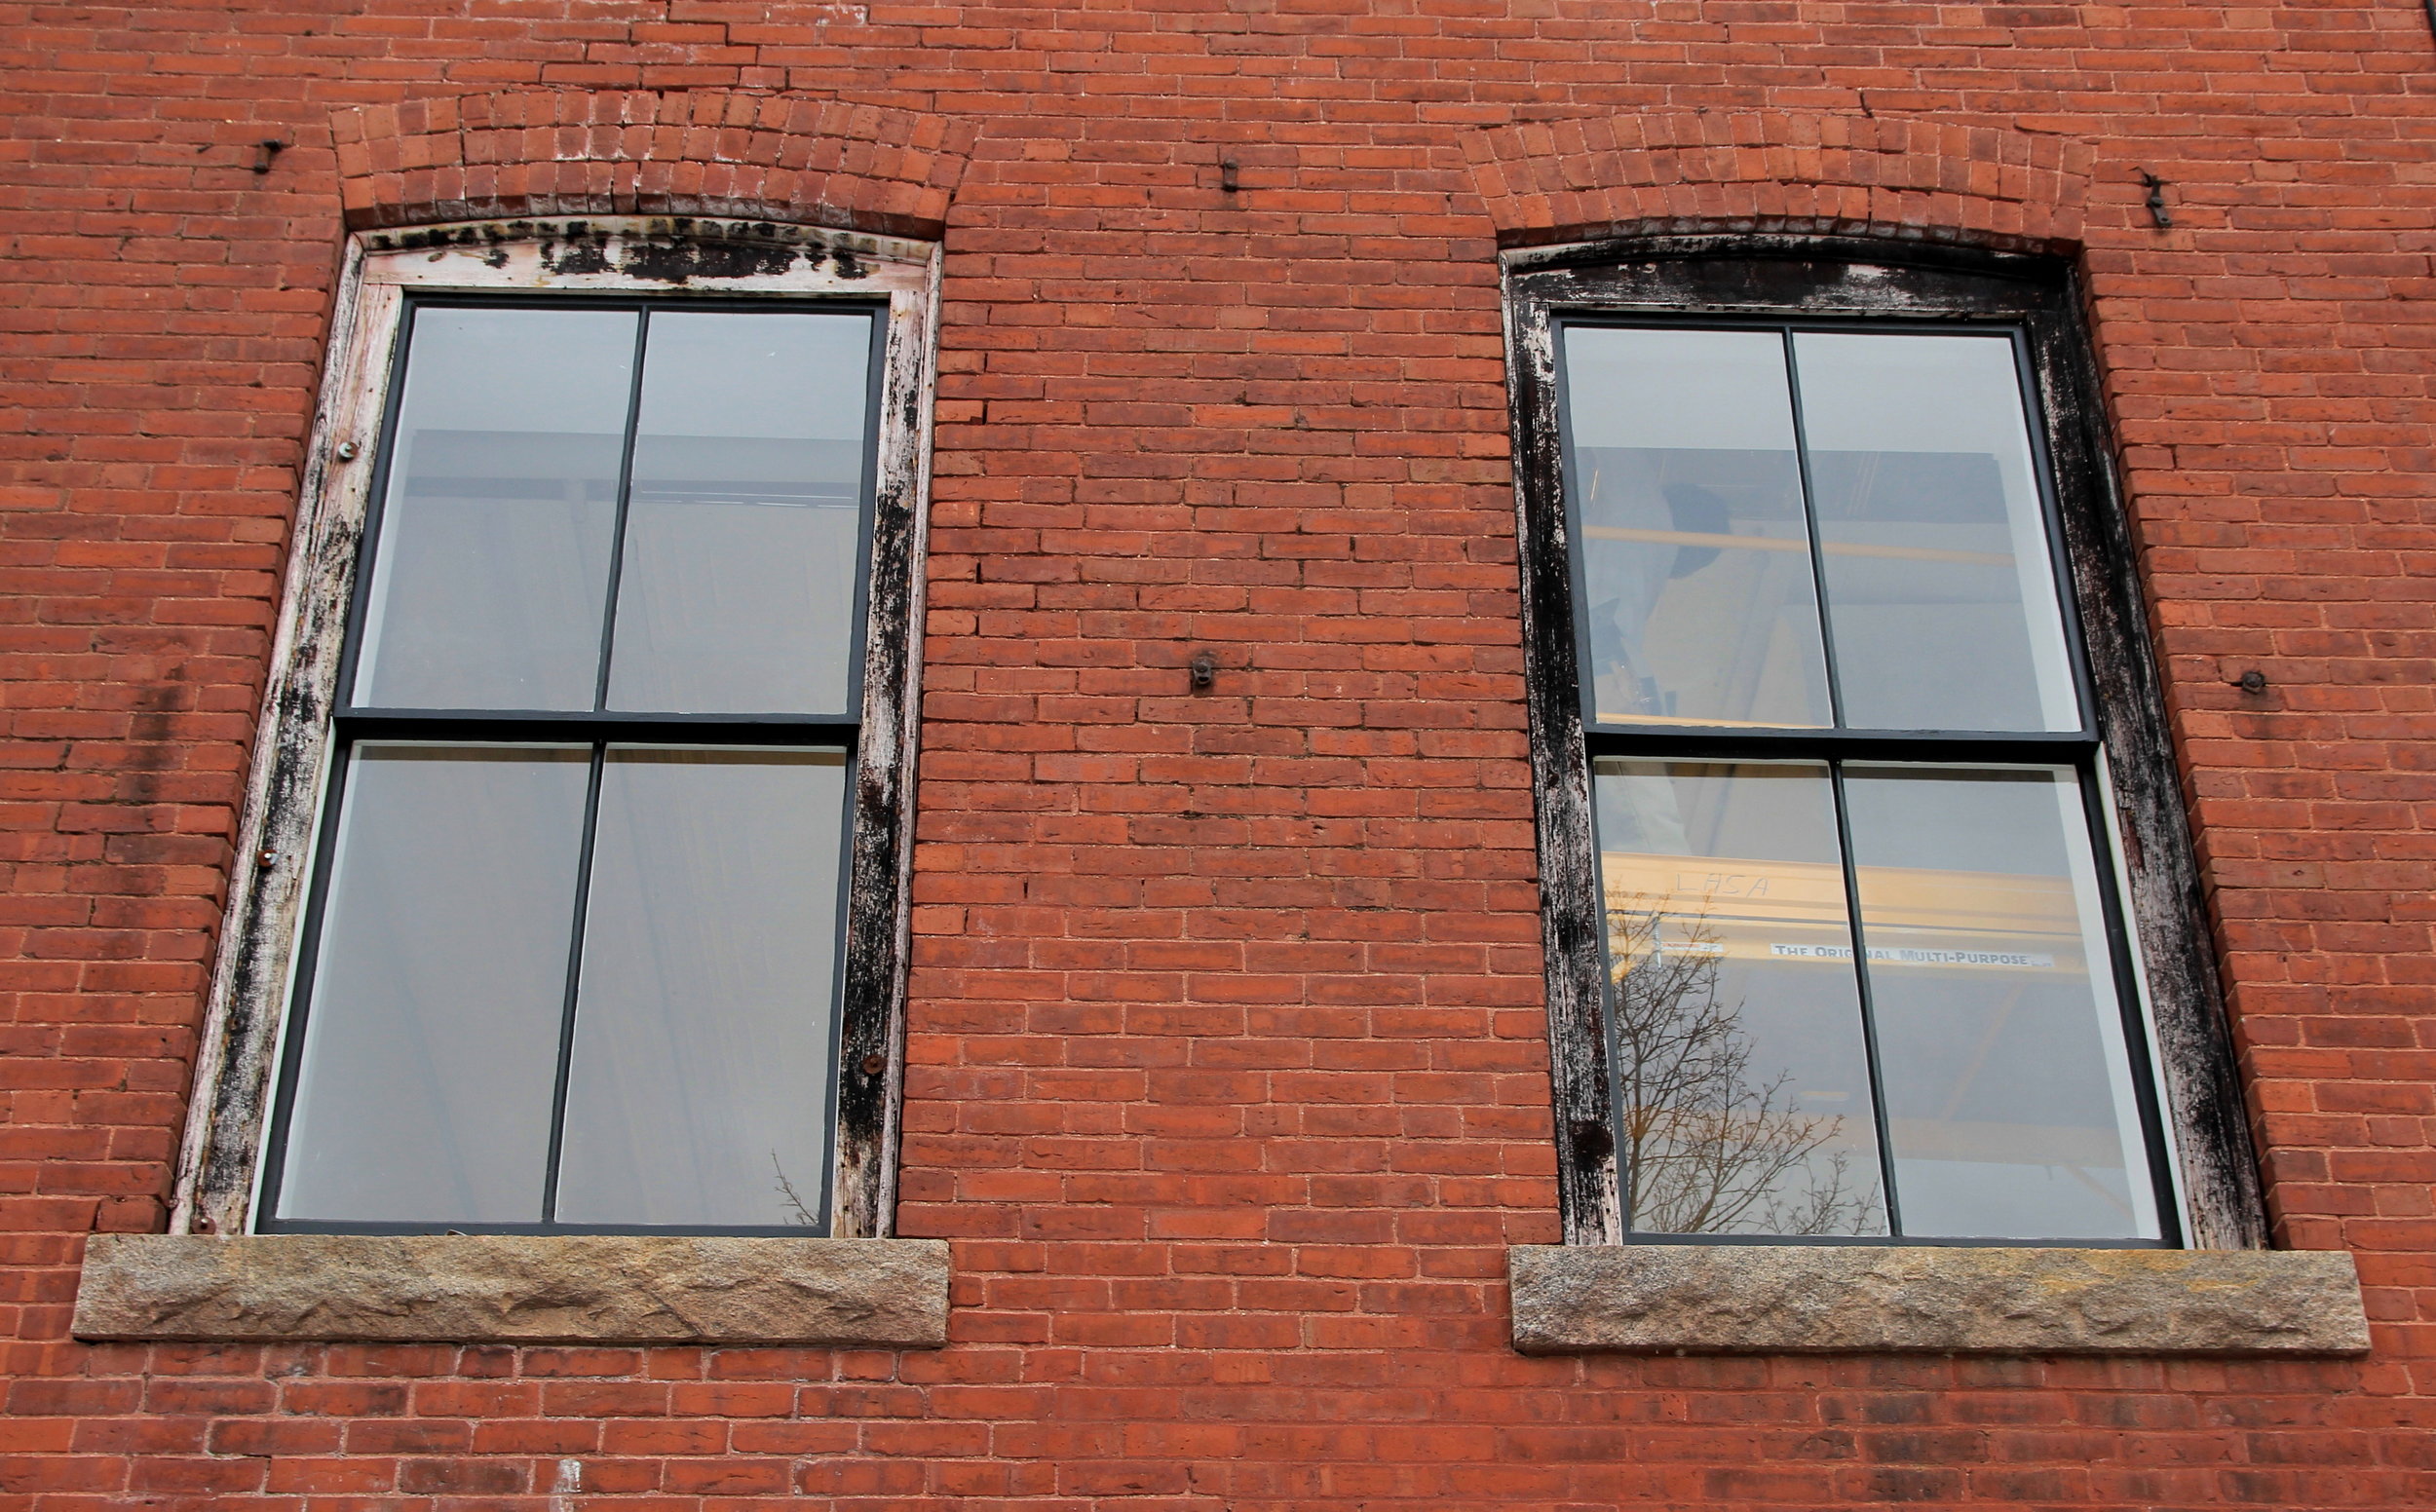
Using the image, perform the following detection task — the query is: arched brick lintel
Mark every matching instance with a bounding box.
[331,91,978,240]
[1466,111,2094,253]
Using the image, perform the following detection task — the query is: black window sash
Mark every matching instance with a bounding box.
[1504,241,2262,1248]
[256,729,864,1236]
[1549,314,2099,745]
[254,289,894,1236]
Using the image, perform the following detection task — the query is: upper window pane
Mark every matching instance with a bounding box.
[353,304,878,718]
[606,311,874,715]
[1559,324,2082,736]
[355,309,635,711]
[1562,327,1834,729]
[1793,332,2079,733]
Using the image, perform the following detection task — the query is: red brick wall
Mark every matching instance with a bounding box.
[4,0,2434,1504]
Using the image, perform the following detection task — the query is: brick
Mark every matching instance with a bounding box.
[4,0,2435,1506]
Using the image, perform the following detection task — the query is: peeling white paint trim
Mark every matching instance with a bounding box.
[172,219,940,1237]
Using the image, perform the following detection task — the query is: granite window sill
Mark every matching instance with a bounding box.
[1508,1244,2369,1356]
[72,1233,949,1347]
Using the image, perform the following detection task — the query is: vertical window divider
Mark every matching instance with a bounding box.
[592,310,653,714]
[1827,762,1904,1238]
[1778,329,1847,730]
[541,306,651,1226]
[1788,326,1899,1232]
[540,744,609,1225]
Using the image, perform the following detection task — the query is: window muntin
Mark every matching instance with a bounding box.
[260,294,888,1235]
[1546,305,2180,1245]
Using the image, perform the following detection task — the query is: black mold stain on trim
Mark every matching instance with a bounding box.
[614,233,805,284]
[365,219,885,286]
[1501,234,2266,1251]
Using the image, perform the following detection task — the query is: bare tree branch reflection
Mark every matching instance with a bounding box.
[772,1152,819,1228]
[1609,899,1882,1235]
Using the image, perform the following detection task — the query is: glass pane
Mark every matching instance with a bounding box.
[605,311,873,715]
[1594,760,1886,1236]
[1793,332,2078,733]
[1842,765,2160,1239]
[1563,327,1832,729]
[276,744,590,1224]
[356,308,634,710]
[554,746,850,1227]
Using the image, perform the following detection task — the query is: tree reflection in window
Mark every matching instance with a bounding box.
[1607,896,1882,1237]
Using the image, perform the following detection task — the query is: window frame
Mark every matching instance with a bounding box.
[1501,236,2266,1250]
[171,219,940,1241]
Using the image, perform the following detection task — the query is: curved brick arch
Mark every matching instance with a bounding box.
[331,91,977,239]
[1465,111,2093,252]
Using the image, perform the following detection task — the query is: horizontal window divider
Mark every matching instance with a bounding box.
[1580,727,2099,763]
[333,710,860,744]
[257,1220,827,1238]
[404,293,894,317]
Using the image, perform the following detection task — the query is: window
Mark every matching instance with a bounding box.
[1503,241,2264,1250]
[175,222,937,1241]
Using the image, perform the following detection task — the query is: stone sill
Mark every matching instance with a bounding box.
[73,1233,949,1347]
[1509,1244,2369,1356]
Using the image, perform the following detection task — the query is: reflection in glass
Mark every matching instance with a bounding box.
[276,744,590,1224]
[356,309,635,710]
[1563,328,1833,728]
[607,311,873,714]
[1594,760,1886,1235]
[1793,333,2078,732]
[1842,765,2159,1238]
[554,747,849,1228]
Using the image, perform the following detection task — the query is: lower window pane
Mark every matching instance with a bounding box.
[553,746,850,1228]
[1594,760,1888,1237]
[1842,765,2162,1240]
[275,743,590,1224]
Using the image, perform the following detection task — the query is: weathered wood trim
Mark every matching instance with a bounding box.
[174,246,393,1237]
[1500,266,1624,1245]
[171,218,938,1238]
[1498,234,2267,1252]
[2030,281,2267,1249]
[831,246,941,1239]
[358,217,935,297]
